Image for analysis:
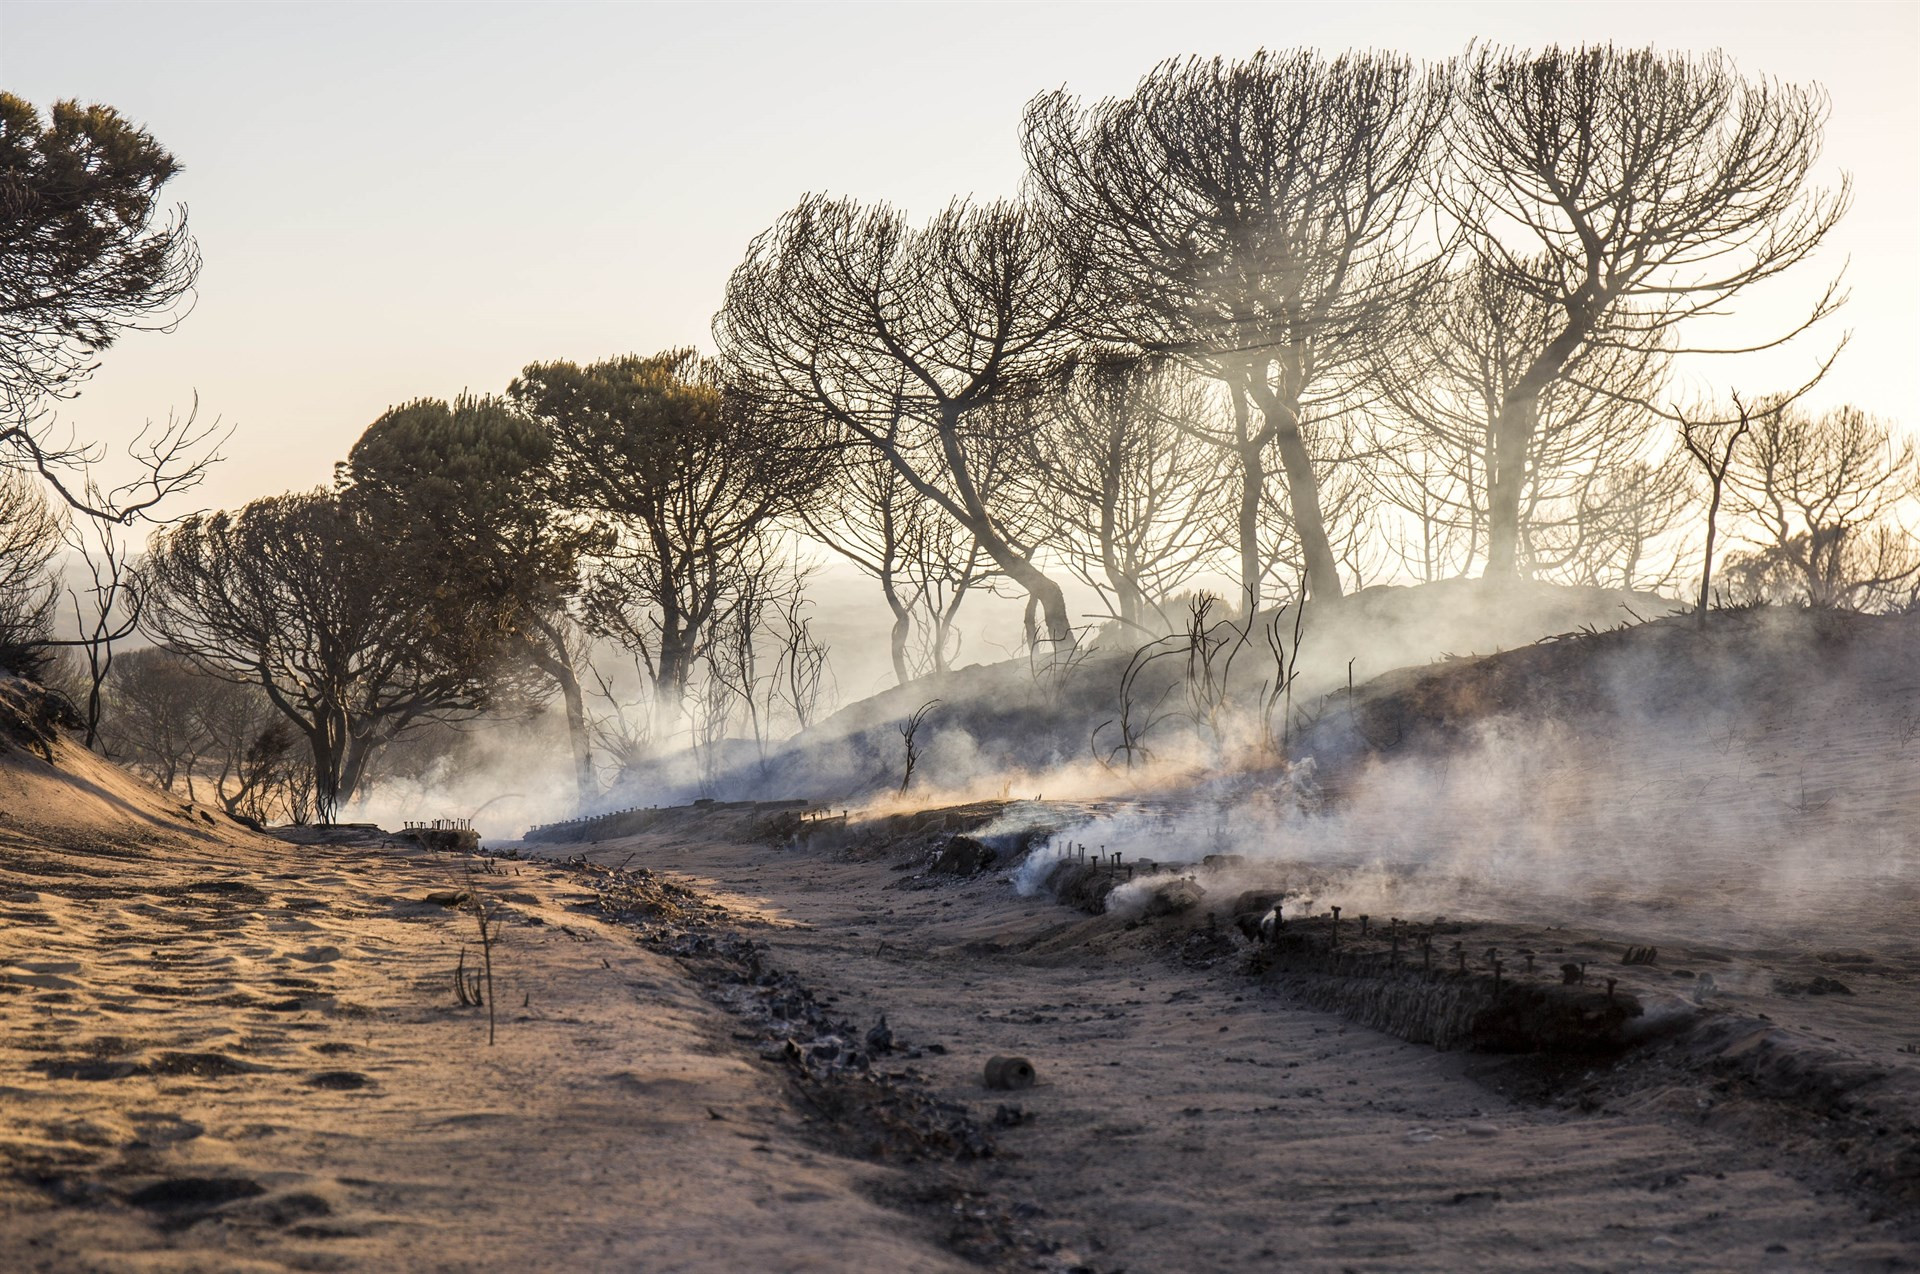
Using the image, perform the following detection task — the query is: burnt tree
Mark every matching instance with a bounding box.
[1445,44,1848,577]
[1025,51,1448,606]
[717,197,1081,645]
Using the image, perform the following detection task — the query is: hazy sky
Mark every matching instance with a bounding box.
[4,0,1916,514]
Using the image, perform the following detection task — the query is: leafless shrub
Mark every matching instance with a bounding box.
[898,699,939,796]
[1091,633,1182,771]
[1028,622,1097,708]
[459,864,500,1046]
[1679,398,1756,627]
[1259,596,1308,756]
[50,494,142,747]
[1181,594,1257,755]
[0,469,62,678]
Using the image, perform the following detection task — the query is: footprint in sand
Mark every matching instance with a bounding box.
[305,1070,371,1090]
[127,1112,206,1145]
[231,1190,335,1228]
[4,959,85,989]
[125,1175,266,1213]
[284,945,344,965]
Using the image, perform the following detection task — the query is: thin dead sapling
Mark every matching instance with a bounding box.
[898,698,939,795]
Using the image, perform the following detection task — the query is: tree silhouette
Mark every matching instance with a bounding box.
[717,197,1080,645]
[1444,45,1849,576]
[144,492,513,821]
[0,94,215,518]
[343,394,597,807]
[512,350,818,728]
[1025,51,1448,605]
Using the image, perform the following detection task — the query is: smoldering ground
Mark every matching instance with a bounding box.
[559,578,1687,812]
[385,583,1916,971]
[1019,606,1920,956]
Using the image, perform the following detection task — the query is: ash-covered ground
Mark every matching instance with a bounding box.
[516,605,1920,1268]
[523,792,1919,1271]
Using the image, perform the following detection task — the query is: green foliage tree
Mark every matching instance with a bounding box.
[342,393,597,806]
[0,94,213,517]
[510,350,820,728]
[143,491,516,822]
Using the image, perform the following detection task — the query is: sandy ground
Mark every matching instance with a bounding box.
[0,735,975,1272]
[531,822,1919,1273]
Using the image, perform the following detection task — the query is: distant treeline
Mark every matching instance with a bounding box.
[1,48,1915,824]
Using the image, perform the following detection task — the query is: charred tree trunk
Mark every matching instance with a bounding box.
[882,576,913,687]
[931,406,1072,645]
[1483,397,1537,577]
[654,629,693,730]
[1000,550,1071,647]
[1484,307,1596,576]
[521,617,594,809]
[1245,377,1344,602]
[1095,486,1143,631]
[1235,439,1266,614]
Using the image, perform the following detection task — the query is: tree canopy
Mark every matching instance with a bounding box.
[0,94,206,512]
[716,197,1081,642]
[342,393,597,802]
[1444,45,1849,575]
[510,350,820,719]
[143,491,517,821]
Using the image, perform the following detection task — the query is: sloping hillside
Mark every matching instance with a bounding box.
[672,578,1683,808]
[0,677,265,858]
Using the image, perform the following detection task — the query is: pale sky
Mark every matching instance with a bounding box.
[3,0,1916,515]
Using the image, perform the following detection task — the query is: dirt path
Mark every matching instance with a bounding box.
[541,830,1920,1273]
